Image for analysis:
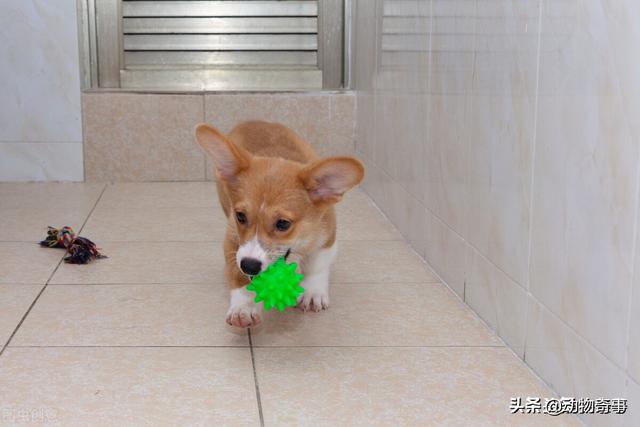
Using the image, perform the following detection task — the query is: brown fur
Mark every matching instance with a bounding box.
[195,120,364,290]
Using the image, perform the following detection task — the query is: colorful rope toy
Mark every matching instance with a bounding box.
[40,226,106,264]
[246,256,304,311]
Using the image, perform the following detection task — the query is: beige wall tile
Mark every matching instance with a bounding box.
[384,183,429,256]
[354,89,376,164]
[0,0,82,143]
[358,156,389,216]
[205,93,328,136]
[627,378,640,427]
[629,214,640,383]
[0,142,84,182]
[83,93,206,182]
[352,0,377,99]
[529,0,640,369]
[357,156,432,267]
[0,347,259,426]
[430,0,476,96]
[471,0,540,97]
[330,94,356,141]
[529,96,637,367]
[390,91,429,204]
[204,93,355,163]
[371,92,404,182]
[372,91,429,203]
[538,0,620,97]
[465,94,534,287]
[424,94,469,235]
[353,0,640,411]
[425,211,467,298]
[251,283,500,347]
[525,298,630,427]
[466,246,528,358]
[607,0,640,145]
[12,284,247,346]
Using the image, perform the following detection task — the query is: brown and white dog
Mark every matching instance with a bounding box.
[194,121,364,328]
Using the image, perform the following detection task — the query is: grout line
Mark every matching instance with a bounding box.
[0,184,107,357]
[248,329,265,427]
[400,242,514,351]
[527,291,630,374]
[521,298,620,427]
[229,344,505,349]
[0,284,51,357]
[619,14,640,383]
[39,281,442,286]
[71,184,108,233]
[84,90,348,96]
[10,345,249,348]
[303,164,520,361]
[44,238,408,243]
[359,178,520,358]
[13,238,407,244]
[625,160,640,369]
[43,284,232,288]
[0,283,47,286]
[361,123,527,293]
[8,344,505,349]
[351,93,357,153]
[373,138,633,377]
[81,85,87,182]
[0,140,84,144]
[201,93,208,181]
[523,0,545,364]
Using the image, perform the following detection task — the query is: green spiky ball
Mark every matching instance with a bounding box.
[246,257,304,311]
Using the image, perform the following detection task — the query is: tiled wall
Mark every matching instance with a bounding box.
[82,92,355,181]
[352,1,639,425]
[0,0,83,181]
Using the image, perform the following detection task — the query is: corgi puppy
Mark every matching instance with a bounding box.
[195,121,364,328]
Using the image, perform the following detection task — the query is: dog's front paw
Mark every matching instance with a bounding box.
[226,287,263,328]
[297,291,329,312]
[226,304,262,328]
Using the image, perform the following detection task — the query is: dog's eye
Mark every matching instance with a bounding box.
[235,211,247,225]
[275,219,291,231]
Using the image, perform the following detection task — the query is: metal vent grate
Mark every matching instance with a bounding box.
[119,0,323,90]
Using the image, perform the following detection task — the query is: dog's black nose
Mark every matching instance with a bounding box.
[240,258,262,276]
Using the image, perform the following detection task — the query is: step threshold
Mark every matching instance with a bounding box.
[120,67,323,91]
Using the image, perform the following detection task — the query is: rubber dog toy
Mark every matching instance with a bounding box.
[246,256,304,311]
[40,226,106,264]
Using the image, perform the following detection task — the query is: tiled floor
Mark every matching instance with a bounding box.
[0,182,579,426]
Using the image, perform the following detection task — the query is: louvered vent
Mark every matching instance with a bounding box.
[120,0,323,90]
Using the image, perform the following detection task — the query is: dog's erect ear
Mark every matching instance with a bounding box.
[194,123,250,180]
[299,157,365,203]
